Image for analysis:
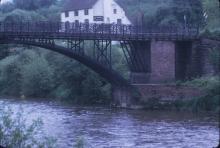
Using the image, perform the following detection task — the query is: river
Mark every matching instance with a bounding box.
[0,98,219,148]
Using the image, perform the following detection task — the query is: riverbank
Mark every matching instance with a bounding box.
[1,76,219,113]
[135,76,220,113]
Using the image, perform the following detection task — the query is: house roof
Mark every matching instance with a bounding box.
[62,0,98,12]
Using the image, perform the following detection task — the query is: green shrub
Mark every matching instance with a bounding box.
[182,76,220,112]
[0,106,57,148]
[209,48,220,74]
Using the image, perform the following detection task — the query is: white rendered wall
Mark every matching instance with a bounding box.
[61,0,131,24]
[103,0,131,24]
[61,9,94,23]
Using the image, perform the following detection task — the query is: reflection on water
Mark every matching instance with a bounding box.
[0,98,219,148]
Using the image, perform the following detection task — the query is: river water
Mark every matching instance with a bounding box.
[0,98,219,148]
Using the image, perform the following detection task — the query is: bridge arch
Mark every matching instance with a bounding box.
[0,39,129,87]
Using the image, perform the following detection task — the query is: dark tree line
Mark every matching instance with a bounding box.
[13,0,57,10]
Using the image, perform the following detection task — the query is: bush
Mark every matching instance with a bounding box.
[209,48,220,74]
[21,55,55,98]
[2,9,45,22]
[0,106,57,148]
[182,76,220,112]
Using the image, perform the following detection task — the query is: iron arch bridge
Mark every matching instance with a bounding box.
[0,21,199,87]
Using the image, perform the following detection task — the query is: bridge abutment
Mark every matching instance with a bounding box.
[150,40,176,83]
[130,72,150,84]
[126,39,220,107]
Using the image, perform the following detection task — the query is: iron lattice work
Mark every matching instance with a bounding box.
[120,41,150,73]
[67,39,84,55]
[93,40,112,69]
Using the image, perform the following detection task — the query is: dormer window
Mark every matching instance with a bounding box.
[74,10,78,16]
[113,9,117,14]
[84,9,89,15]
[65,11,69,17]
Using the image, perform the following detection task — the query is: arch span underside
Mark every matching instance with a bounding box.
[0,39,129,87]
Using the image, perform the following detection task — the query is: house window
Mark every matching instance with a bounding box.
[117,19,122,24]
[84,9,89,15]
[65,11,69,17]
[74,10,78,16]
[85,19,89,23]
[113,9,117,14]
[75,20,79,24]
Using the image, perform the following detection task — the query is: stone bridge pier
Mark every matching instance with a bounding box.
[114,39,208,107]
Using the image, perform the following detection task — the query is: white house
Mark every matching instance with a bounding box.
[61,0,131,25]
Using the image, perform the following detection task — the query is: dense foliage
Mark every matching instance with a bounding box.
[13,0,57,10]
[202,0,220,31]
[117,0,204,26]
[0,47,119,104]
[181,76,220,112]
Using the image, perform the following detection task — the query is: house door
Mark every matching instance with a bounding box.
[117,19,122,24]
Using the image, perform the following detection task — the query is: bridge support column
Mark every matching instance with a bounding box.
[175,41,193,80]
[150,40,175,83]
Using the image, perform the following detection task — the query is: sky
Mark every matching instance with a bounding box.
[0,0,12,4]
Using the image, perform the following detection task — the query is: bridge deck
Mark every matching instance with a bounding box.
[0,22,199,41]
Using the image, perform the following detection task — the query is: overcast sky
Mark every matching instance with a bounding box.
[1,0,12,4]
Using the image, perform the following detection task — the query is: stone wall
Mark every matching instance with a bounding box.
[133,84,204,102]
[149,40,175,83]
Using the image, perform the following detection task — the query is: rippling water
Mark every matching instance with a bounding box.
[0,98,219,148]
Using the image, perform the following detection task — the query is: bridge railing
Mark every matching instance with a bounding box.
[0,21,200,39]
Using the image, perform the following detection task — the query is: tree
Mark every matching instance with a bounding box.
[0,54,22,96]
[13,0,57,10]
[21,52,55,98]
[202,0,220,31]
[0,45,9,60]
[3,9,45,22]
[171,0,203,26]
[0,2,15,13]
